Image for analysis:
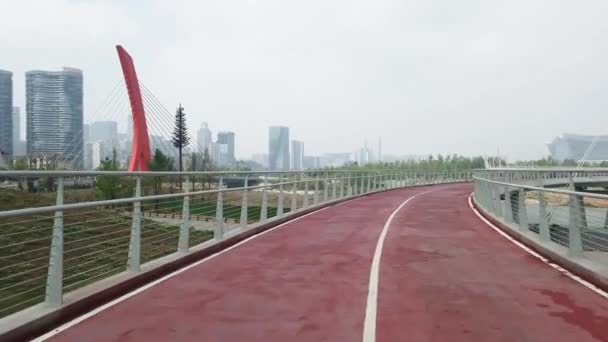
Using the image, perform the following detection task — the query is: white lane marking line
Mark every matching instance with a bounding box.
[362,187,444,342]
[468,194,608,299]
[34,198,365,341]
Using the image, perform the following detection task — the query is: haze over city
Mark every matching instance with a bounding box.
[2,0,608,161]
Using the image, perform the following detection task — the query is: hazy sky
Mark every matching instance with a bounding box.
[2,0,608,160]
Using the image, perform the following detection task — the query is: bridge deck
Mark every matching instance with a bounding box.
[42,184,608,342]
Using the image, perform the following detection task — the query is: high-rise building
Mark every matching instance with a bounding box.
[26,67,84,169]
[84,141,102,170]
[217,131,235,164]
[0,70,13,157]
[197,122,212,152]
[90,121,118,142]
[209,141,229,167]
[90,121,118,161]
[291,140,304,170]
[269,126,289,170]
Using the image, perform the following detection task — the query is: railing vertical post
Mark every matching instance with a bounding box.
[361,174,365,194]
[339,174,345,198]
[127,176,142,271]
[347,174,353,197]
[568,192,584,256]
[260,187,268,223]
[492,185,503,217]
[291,181,298,212]
[314,176,320,205]
[277,184,284,217]
[215,178,224,240]
[178,176,191,253]
[538,189,550,242]
[503,186,513,223]
[367,173,371,193]
[45,177,64,306]
[518,188,529,232]
[323,174,329,202]
[240,176,249,229]
[354,174,359,195]
[373,174,378,191]
[332,177,337,200]
[568,172,588,230]
[303,180,310,208]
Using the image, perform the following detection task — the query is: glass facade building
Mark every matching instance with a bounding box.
[217,131,235,164]
[197,122,212,152]
[548,133,608,162]
[0,70,13,158]
[291,140,304,170]
[26,67,83,169]
[269,126,290,170]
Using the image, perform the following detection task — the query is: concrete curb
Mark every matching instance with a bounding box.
[0,182,453,342]
[471,196,608,295]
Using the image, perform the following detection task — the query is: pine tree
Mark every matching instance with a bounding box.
[171,104,190,173]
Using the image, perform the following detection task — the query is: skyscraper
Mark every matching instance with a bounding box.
[269,126,290,170]
[0,70,13,157]
[84,141,102,170]
[26,67,83,169]
[197,122,212,152]
[217,131,235,164]
[291,140,304,170]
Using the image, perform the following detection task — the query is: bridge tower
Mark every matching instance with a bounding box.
[116,45,151,171]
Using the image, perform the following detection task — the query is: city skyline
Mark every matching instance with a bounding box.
[2,66,398,162]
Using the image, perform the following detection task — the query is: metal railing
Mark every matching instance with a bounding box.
[474,168,608,188]
[0,169,471,319]
[474,174,608,267]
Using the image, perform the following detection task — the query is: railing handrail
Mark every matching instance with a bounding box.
[474,167,608,172]
[0,169,469,177]
[0,175,374,219]
[472,176,608,200]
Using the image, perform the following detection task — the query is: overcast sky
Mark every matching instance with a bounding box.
[2,0,608,160]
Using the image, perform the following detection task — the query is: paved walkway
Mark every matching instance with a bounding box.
[44,184,608,341]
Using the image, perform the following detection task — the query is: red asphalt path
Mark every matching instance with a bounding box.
[377,185,608,342]
[45,184,608,341]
